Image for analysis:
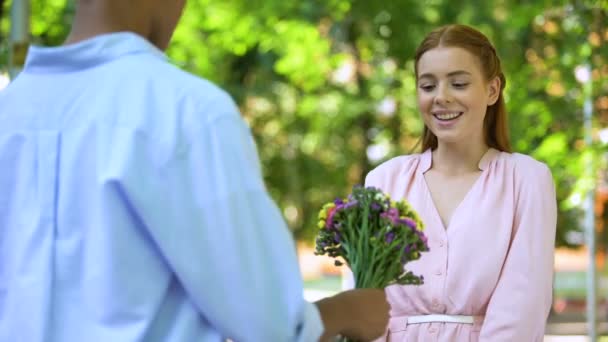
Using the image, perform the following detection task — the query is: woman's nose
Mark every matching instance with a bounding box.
[434,85,453,105]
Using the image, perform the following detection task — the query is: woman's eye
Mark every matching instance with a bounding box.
[453,83,469,88]
[419,84,435,91]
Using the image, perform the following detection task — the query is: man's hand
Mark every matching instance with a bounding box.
[315,288,390,341]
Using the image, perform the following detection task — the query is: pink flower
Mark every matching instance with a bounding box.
[326,206,337,228]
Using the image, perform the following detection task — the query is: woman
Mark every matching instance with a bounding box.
[356,24,557,341]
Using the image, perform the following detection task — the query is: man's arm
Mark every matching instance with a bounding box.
[125,98,389,341]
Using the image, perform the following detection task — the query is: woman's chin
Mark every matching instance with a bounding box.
[433,132,462,144]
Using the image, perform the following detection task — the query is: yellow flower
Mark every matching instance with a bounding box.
[319,203,335,220]
[318,220,326,228]
[322,203,336,210]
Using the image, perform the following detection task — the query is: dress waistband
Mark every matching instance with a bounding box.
[407,314,482,324]
[389,314,485,332]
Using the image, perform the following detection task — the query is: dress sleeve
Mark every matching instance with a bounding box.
[128,99,323,342]
[479,162,557,341]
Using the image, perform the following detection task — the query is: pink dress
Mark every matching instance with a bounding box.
[364,148,557,341]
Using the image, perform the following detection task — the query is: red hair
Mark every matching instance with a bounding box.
[414,24,512,153]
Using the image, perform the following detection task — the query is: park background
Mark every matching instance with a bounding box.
[1,0,607,340]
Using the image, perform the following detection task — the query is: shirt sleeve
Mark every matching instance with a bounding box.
[128,98,323,342]
[479,162,557,341]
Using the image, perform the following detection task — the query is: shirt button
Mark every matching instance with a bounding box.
[438,240,445,247]
[434,303,446,312]
[435,269,443,276]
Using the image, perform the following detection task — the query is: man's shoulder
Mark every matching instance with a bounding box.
[100,56,244,151]
[118,55,236,120]
[149,60,236,113]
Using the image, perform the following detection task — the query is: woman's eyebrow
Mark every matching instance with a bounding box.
[418,70,472,79]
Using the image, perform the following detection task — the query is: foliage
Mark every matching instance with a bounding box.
[1,0,607,249]
[314,186,429,288]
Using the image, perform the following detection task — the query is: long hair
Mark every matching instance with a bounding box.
[414,24,512,153]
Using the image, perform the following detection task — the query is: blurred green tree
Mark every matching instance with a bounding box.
[1,0,606,248]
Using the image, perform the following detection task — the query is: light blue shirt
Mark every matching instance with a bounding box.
[0,32,322,342]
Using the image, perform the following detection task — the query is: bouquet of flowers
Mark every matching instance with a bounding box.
[315,186,429,289]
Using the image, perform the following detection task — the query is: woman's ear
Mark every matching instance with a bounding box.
[487,76,501,106]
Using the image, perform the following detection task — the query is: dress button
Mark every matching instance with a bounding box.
[428,327,438,333]
[431,299,444,310]
[438,240,445,247]
[435,269,443,276]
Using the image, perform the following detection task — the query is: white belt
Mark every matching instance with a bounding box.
[407,314,476,324]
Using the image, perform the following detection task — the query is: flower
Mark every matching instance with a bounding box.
[325,206,338,228]
[314,186,429,290]
[385,232,395,244]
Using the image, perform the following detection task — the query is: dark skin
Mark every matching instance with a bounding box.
[316,288,390,341]
[63,0,390,340]
[64,0,185,51]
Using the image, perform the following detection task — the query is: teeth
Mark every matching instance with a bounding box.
[434,112,461,120]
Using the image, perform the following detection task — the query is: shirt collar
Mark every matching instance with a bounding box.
[24,32,167,73]
[420,147,499,173]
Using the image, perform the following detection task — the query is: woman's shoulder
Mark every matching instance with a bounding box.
[366,153,422,185]
[495,151,554,192]
[370,153,422,173]
[498,151,552,177]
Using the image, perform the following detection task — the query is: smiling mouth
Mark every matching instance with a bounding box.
[433,112,463,121]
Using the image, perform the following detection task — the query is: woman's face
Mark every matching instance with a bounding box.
[416,46,499,148]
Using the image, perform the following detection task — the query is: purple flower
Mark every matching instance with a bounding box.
[387,207,399,218]
[343,200,358,209]
[381,207,400,224]
[325,205,341,229]
[371,202,381,211]
[333,232,341,243]
[416,230,428,244]
[385,232,395,244]
[396,217,417,229]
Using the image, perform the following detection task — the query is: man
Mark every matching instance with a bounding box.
[0,0,389,341]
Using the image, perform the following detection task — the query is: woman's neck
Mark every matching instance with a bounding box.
[431,141,489,176]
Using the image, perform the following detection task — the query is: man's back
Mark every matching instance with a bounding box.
[0,32,322,342]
